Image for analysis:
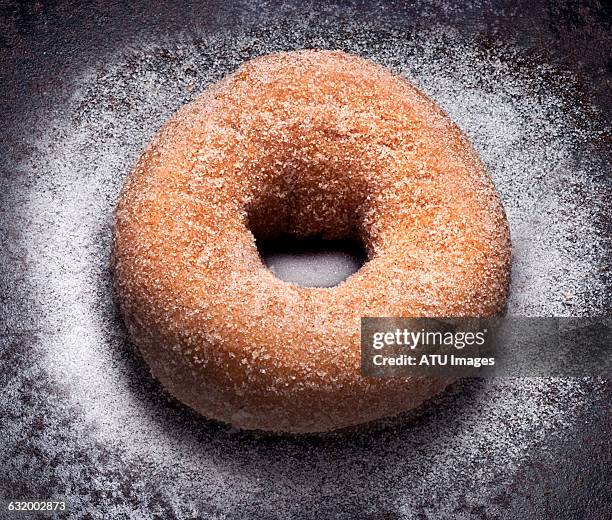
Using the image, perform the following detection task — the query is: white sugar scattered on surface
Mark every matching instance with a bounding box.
[263,249,364,288]
[8,13,609,520]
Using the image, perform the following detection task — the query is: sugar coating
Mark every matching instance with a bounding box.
[113,50,511,433]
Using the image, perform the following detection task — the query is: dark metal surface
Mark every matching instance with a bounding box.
[1,1,611,519]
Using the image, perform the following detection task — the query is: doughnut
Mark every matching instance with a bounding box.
[112,50,511,433]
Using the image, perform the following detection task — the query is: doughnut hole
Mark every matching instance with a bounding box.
[255,235,367,288]
[246,166,371,288]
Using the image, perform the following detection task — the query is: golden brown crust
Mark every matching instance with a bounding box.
[112,50,511,433]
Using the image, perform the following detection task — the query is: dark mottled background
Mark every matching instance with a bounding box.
[1,1,611,519]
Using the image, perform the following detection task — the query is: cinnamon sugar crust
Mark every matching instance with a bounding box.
[112,50,511,433]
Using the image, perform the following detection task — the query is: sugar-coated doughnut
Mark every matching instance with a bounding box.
[112,50,511,433]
